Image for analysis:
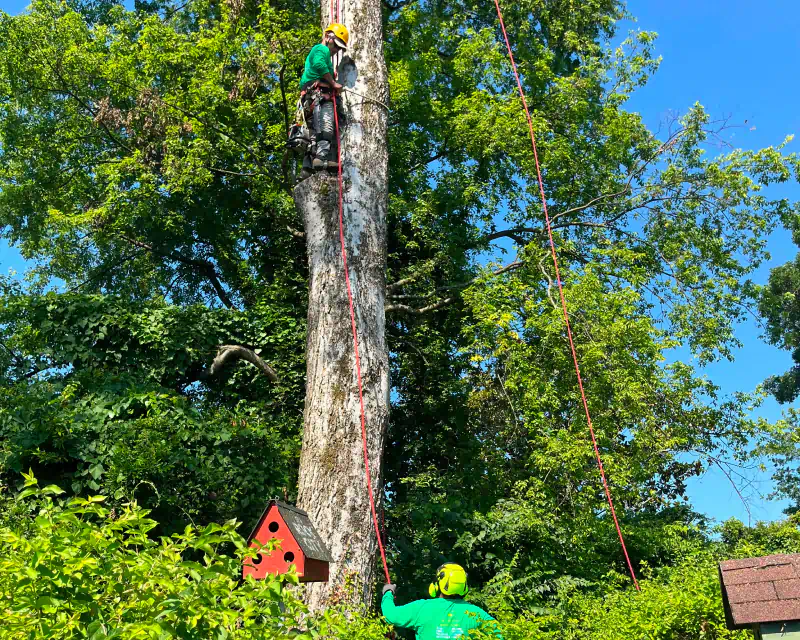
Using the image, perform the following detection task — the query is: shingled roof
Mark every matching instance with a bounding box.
[719,554,800,629]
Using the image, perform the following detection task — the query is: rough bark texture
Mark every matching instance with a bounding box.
[294,0,390,610]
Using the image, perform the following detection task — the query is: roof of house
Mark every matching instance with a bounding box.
[246,500,333,563]
[719,553,800,629]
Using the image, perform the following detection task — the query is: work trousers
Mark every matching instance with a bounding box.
[301,86,341,169]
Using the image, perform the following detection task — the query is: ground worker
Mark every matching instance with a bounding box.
[295,24,349,177]
[381,563,502,639]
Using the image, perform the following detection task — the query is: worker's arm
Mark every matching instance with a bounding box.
[321,72,343,91]
[380,591,424,629]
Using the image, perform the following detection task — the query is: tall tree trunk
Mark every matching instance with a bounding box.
[294,0,390,609]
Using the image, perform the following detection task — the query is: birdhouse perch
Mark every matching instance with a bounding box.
[242,500,333,583]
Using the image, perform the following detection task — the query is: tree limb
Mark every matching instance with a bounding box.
[0,338,27,369]
[118,234,235,309]
[385,297,457,315]
[382,0,416,11]
[407,148,448,173]
[387,268,431,293]
[207,345,279,383]
[386,260,524,314]
[483,227,538,244]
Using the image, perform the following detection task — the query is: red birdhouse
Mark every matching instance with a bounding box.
[242,500,333,583]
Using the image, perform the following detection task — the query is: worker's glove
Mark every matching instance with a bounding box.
[382,583,397,596]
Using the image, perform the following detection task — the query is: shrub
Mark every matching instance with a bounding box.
[0,471,309,638]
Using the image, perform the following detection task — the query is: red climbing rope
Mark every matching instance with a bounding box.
[329,1,393,585]
[492,0,640,591]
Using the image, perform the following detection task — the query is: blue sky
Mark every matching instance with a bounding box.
[620,0,800,524]
[1,0,799,524]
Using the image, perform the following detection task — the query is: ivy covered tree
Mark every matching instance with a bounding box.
[1,0,799,611]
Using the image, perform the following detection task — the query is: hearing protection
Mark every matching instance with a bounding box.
[428,563,469,598]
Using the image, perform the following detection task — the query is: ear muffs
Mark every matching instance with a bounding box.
[429,564,445,598]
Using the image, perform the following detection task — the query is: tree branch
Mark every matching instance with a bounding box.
[407,148,447,173]
[483,227,538,244]
[387,268,430,293]
[118,234,235,309]
[385,296,457,315]
[382,0,416,11]
[386,260,524,314]
[210,167,259,177]
[207,345,279,383]
[0,338,27,369]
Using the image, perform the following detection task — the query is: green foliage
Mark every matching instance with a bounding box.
[1,471,307,638]
[1,471,393,639]
[760,232,800,404]
[0,293,304,532]
[6,472,800,639]
[1,0,799,633]
[469,519,800,640]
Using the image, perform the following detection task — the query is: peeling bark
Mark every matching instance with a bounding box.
[293,0,390,610]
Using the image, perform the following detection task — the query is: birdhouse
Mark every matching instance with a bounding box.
[719,553,800,639]
[242,500,333,583]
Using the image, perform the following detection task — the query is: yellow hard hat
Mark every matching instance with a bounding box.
[325,23,349,50]
[428,563,469,598]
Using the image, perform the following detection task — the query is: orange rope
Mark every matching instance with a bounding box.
[491,0,640,591]
[329,0,393,585]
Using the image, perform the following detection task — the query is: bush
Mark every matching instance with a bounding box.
[0,471,391,639]
[0,471,313,638]
[470,519,800,640]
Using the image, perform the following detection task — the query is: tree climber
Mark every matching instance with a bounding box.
[295,24,349,178]
[381,563,503,639]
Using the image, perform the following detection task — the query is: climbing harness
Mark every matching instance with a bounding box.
[287,96,312,153]
[491,0,639,591]
[294,81,341,174]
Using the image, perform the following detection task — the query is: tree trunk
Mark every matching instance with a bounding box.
[294,0,390,609]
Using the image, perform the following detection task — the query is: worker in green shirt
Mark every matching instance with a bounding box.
[381,563,503,640]
[295,23,349,177]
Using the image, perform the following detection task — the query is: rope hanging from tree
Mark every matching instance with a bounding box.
[491,0,640,591]
[328,0,639,593]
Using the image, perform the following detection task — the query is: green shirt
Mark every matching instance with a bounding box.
[381,592,502,640]
[300,43,334,88]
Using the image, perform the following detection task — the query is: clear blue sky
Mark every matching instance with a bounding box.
[1,0,799,524]
[620,0,800,524]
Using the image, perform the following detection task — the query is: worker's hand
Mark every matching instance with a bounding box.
[333,81,344,92]
[382,583,397,596]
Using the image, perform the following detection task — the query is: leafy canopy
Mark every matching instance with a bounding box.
[1,0,799,618]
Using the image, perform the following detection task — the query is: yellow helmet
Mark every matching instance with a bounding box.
[325,23,349,50]
[428,563,469,598]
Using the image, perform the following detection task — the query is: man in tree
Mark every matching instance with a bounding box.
[381,563,502,639]
[297,23,348,177]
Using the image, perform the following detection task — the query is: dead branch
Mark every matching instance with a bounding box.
[385,296,457,315]
[207,345,279,383]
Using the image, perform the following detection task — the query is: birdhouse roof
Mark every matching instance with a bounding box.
[719,553,800,629]
[247,500,333,563]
